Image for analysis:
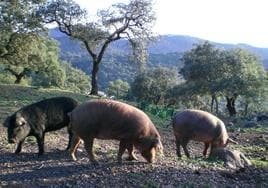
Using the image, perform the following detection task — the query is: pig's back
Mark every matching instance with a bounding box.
[71,100,156,140]
[173,109,222,141]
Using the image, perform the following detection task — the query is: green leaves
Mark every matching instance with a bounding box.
[107,79,130,99]
[131,67,179,105]
[176,41,267,115]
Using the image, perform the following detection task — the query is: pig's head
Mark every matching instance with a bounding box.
[4,112,31,144]
[212,137,238,149]
[211,138,227,149]
[136,137,163,163]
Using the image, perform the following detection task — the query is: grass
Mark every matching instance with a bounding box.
[251,159,268,168]
[0,84,94,122]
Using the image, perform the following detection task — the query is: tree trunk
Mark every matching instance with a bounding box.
[14,74,24,84]
[226,96,237,116]
[5,67,28,84]
[210,94,215,113]
[90,60,99,95]
[244,102,248,116]
[215,96,219,115]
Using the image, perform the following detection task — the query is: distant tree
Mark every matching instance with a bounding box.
[0,64,16,84]
[0,0,45,58]
[61,62,91,93]
[178,42,267,116]
[1,35,64,85]
[167,81,208,109]
[1,34,45,84]
[107,79,130,99]
[41,0,156,95]
[131,67,179,105]
[180,42,224,113]
[220,48,267,116]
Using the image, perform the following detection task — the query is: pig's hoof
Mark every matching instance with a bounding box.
[126,156,137,161]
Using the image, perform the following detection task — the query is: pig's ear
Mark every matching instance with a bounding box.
[227,138,238,145]
[3,116,10,127]
[16,113,26,126]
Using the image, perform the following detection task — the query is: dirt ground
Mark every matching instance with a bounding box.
[0,123,267,188]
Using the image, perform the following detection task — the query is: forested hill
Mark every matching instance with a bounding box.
[49,28,268,89]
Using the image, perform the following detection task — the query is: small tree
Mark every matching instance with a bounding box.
[1,35,64,86]
[178,42,267,116]
[41,0,156,95]
[220,48,267,116]
[0,0,45,58]
[180,42,225,113]
[131,67,179,105]
[107,79,130,99]
[62,62,91,93]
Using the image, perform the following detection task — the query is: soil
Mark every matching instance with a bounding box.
[0,123,267,188]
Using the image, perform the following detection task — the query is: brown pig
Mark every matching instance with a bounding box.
[68,99,163,164]
[172,109,237,158]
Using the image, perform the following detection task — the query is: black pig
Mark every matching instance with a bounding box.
[3,97,78,155]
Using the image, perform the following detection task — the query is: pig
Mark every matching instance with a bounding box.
[172,109,237,158]
[68,99,163,164]
[210,148,252,169]
[3,97,78,155]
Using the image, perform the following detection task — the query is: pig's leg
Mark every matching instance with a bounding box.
[66,126,73,150]
[126,143,138,161]
[84,137,97,164]
[69,134,81,161]
[15,138,25,154]
[36,133,45,156]
[181,138,190,158]
[175,138,182,158]
[203,142,210,157]
[117,141,127,163]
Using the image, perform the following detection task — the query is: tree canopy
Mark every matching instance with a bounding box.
[40,0,156,95]
[131,67,179,105]
[176,42,267,116]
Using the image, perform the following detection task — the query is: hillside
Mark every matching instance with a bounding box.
[49,28,268,89]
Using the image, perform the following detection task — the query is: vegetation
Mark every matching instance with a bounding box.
[131,67,180,105]
[40,0,156,95]
[170,42,268,116]
[0,0,45,58]
[61,62,91,94]
[106,79,130,99]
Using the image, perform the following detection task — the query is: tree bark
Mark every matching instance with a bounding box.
[244,102,248,116]
[90,60,99,95]
[4,67,25,84]
[226,95,237,116]
[210,94,215,113]
[215,96,219,114]
[14,74,24,84]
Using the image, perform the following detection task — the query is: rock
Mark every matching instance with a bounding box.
[210,148,252,170]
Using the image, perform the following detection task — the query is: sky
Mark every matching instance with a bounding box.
[74,0,268,48]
